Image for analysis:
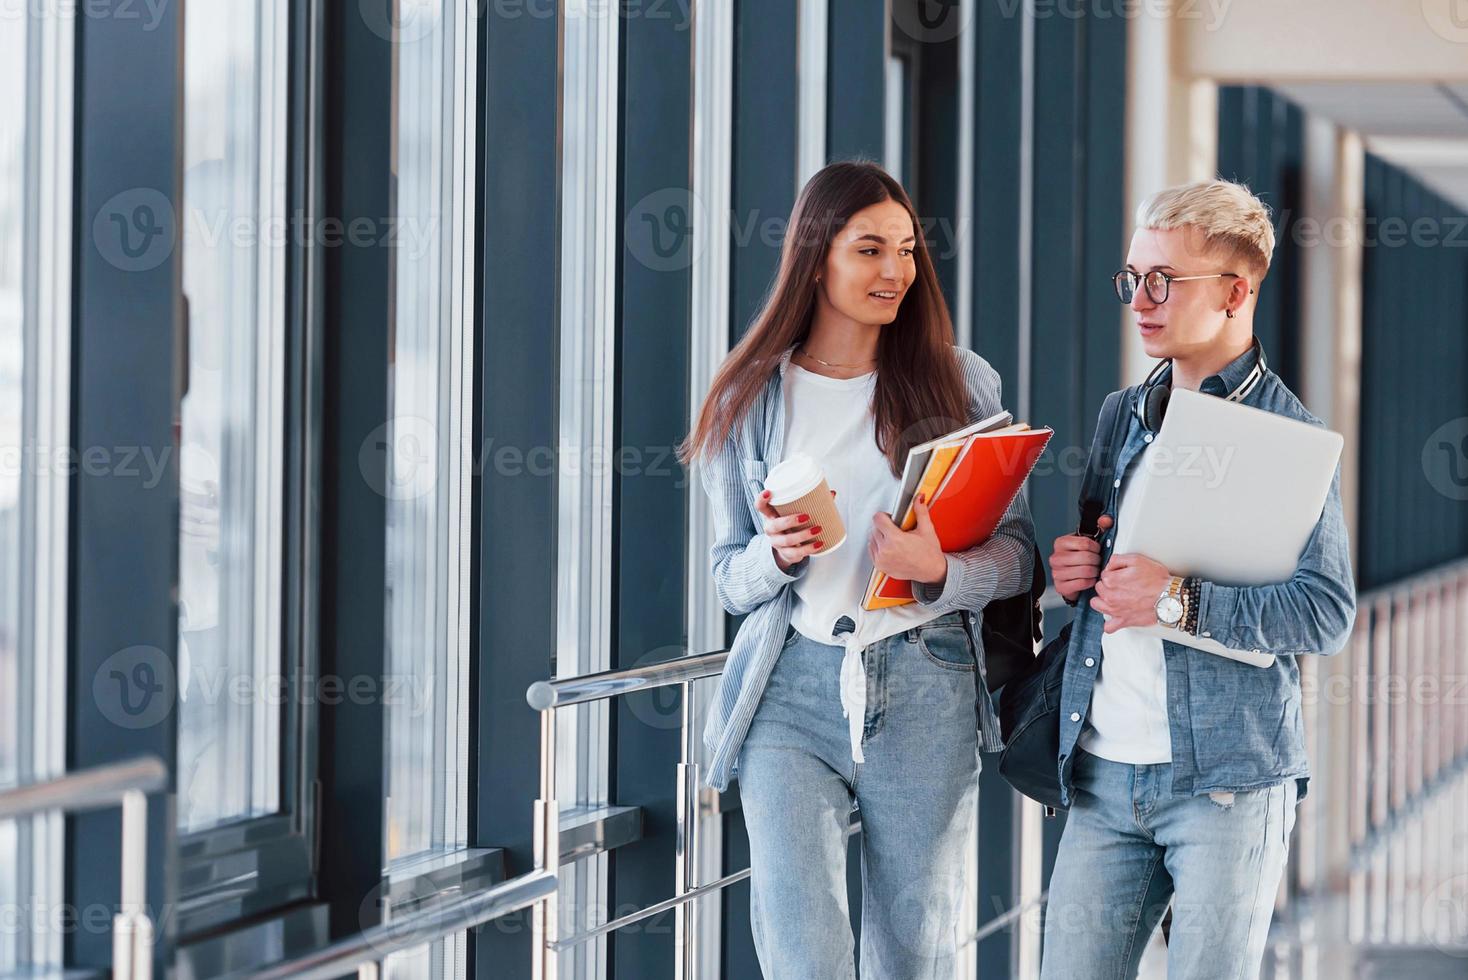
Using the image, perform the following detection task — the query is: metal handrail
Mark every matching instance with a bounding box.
[232,565,1468,977]
[0,756,167,819]
[525,649,729,710]
[0,757,167,980]
[1263,553,1468,974]
[235,650,739,978]
[248,642,1045,978]
[522,646,1052,976]
[1355,553,1468,604]
[1340,558,1468,951]
[967,891,1048,947]
[523,648,738,980]
[1346,752,1468,870]
[547,867,751,952]
[241,870,559,980]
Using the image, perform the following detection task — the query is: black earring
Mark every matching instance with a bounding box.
[1226,309,1235,319]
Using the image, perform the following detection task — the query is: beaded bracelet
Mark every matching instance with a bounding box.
[1182,576,1202,634]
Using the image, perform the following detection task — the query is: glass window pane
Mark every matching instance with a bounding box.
[385,934,464,980]
[177,0,288,833]
[0,0,24,820]
[884,53,907,186]
[383,0,473,866]
[0,2,70,970]
[0,8,25,966]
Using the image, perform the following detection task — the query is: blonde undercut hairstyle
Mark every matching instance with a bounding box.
[1136,179,1276,282]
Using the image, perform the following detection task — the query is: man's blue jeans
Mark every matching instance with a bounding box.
[736,611,983,979]
[1040,748,1298,979]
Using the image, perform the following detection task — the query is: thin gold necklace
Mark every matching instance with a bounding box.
[796,346,877,370]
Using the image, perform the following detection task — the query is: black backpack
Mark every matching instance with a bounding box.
[995,390,1132,810]
[978,543,1047,694]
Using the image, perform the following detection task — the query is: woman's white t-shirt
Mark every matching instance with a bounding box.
[781,362,947,646]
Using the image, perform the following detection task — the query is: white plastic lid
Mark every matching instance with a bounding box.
[764,452,824,505]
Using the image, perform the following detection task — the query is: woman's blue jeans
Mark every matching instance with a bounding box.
[735,610,983,980]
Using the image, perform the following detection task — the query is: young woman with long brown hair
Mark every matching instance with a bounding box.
[678,161,1036,977]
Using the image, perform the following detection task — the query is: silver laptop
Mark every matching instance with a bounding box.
[1111,388,1344,667]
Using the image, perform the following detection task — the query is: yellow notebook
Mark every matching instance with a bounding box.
[860,441,965,610]
[860,419,1042,611]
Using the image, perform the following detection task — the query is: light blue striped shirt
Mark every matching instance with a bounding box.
[698,344,1036,791]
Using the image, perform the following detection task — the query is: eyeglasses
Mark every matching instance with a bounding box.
[1112,269,1244,305]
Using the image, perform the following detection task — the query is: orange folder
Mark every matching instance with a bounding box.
[862,426,1052,609]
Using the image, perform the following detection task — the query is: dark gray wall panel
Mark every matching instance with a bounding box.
[609,6,695,976]
[721,3,801,974]
[67,3,184,972]
[471,4,563,976]
[1217,86,1305,393]
[1359,155,1468,589]
[827,0,888,164]
[316,0,392,941]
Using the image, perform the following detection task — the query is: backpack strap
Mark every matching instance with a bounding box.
[1077,388,1134,534]
[1011,388,1133,644]
[1060,389,1134,608]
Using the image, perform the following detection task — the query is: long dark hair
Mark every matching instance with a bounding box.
[677,160,969,478]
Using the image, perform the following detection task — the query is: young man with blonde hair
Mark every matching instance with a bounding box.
[1040,179,1356,978]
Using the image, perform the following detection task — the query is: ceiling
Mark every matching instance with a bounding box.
[1273,82,1468,210]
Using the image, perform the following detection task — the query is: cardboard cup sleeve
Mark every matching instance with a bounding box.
[770,479,846,555]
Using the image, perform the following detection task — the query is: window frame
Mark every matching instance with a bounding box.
[381,0,477,873]
[885,25,920,197]
[172,0,323,938]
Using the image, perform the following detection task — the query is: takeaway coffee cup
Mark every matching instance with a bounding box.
[763,453,846,556]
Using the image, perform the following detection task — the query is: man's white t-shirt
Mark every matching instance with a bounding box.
[1077,442,1172,764]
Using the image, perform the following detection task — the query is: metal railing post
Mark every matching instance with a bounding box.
[0,760,166,980]
[532,707,559,980]
[112,788,153,980]
[1328,560,1468,954]
[674,679,699,980]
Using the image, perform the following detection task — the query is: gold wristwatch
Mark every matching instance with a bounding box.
[1155,576,1186,628]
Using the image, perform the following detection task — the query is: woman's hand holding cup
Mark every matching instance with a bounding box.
[760,453,848,568]
[758,488,837,571]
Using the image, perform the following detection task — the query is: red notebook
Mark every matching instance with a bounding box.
[868,426,1052,606]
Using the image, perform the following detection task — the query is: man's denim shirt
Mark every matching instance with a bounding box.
[1056,343,1357,805]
